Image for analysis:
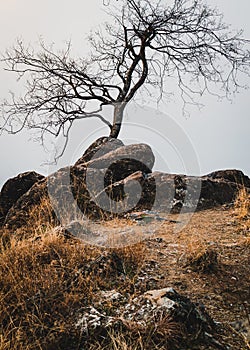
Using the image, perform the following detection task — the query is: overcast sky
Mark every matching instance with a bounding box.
[0,0,250,188]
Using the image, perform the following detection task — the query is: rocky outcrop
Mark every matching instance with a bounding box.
[105,170,246,213]
[2,136,250,232]
[86,143,154,169]
[3,177,49,230]
[84,142,155,188]
[3,142,156,229]
[75,287,225,349]
[63,142,154,220]
[102,170,156,210]
[74,137,124,165]
[207,169,250,188]
[150,172,241,212]
[0,171,44,227]
[198,174,239,209]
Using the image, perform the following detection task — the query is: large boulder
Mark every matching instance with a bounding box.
[207,169,250,188]
[74,142,156,214]
[153,172,241,212]
[85,143,155,185]
[75,140,155,208]
[3,138,250,232]
[4,166,250,230]
[86,143,154,169]
[74,137,124,166]
[104,169,250,214]
[102,172,196,214]
[4,166,88,230]
[3,177,49,230]
[96,171,156,212]
[150,171,246,212]
[0,171,44,226]
[3,142,155,229]
[198,175,239,209]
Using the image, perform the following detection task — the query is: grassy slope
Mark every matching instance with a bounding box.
[0,190,249,350]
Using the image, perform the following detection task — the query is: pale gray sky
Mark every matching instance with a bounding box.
[0,0,250,187]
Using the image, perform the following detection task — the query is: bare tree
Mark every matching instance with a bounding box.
[1,0,250,156]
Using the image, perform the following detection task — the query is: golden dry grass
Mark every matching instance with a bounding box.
[181,238,219,272]
[0,233,98,350]
[234,187,250,231]
[0,226,156,350]
[0,194,250,349]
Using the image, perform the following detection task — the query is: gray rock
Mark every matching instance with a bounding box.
[87,143,154,168]
[86,143,155,189]
[3,138,250,231]
[75,306,114,330]
[207,169,250,188]
[75,287,219,348]
[74,137,124,166]
[3,177,50,230]
[0,171,44,227]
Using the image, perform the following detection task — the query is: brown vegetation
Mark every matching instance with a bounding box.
[0,188,249,349]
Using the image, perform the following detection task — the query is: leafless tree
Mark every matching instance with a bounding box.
[1,0,250,156]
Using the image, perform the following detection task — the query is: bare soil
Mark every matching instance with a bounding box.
[136,206,250,349]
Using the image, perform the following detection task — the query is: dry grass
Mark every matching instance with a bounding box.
[234,187,250,232]
[81,315,182,350]
[182,238,219,273]
[1,193,250,349]
[86,323,180,350]
[0,233,100,350]
[10,197,58,240]
[0,225,166,350]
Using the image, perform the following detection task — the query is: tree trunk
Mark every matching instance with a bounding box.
[109,103,126,139]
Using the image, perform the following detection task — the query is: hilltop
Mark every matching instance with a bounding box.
[0,139,249,349]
